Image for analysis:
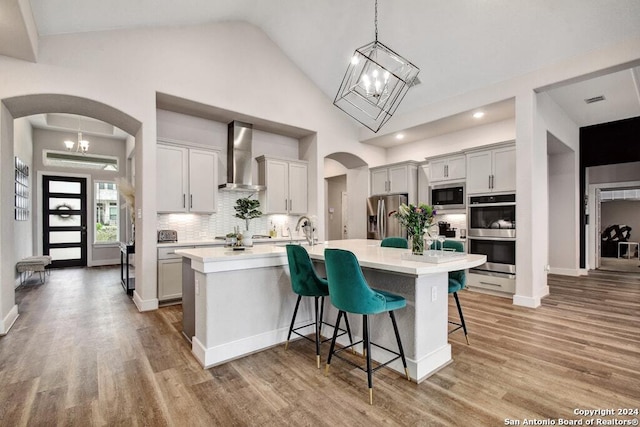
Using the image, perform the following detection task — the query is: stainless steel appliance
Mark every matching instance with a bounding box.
[157,229,178,243]
[218,121,266,192]
[367,194,408,240]
[431,182,465,211]
[467,194,516,275]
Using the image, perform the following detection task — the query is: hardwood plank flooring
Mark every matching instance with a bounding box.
[1,266,638,426]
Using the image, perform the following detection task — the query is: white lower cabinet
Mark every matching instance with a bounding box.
[466,272,515,296]
[158,247,191,302]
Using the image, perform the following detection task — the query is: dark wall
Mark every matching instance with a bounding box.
[579,116,640,267]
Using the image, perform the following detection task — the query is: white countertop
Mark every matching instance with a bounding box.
[176,239,486,275]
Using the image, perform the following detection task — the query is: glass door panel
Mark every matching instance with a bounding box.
[43,176,87,268]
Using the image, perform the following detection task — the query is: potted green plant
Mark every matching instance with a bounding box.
[234,197,262,231]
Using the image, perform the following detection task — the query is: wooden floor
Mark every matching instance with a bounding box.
[1,267,639,426]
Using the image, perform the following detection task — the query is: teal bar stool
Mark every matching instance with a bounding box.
[380,237,409,249]
[441,240,470,345]
[285,244,353,368]
[323,248,410,405]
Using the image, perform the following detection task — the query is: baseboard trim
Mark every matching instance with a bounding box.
[513,292,548,308]
[549,267,581,277]
[1,305,19,335]
[132,291,158,312]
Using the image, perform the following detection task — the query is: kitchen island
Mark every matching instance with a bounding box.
[176,239,486,382]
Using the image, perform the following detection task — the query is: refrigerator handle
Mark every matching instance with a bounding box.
[380,199,386,238]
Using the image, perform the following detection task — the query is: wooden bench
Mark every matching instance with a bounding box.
[16,255,52,285]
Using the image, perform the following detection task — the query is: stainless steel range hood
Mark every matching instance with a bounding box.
[218,121,266,191]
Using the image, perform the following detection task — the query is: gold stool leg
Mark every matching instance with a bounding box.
[369,388,373,405]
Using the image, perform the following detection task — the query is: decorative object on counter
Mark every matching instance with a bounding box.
[234,197,262,231]
[390,203,435,256]
[116,177,135,244]
[269,222,277,238]
[333,0,420,133]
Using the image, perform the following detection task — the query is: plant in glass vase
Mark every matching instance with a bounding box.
[390,203,436,255]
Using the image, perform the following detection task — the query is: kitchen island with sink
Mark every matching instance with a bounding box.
[176,239,486,382]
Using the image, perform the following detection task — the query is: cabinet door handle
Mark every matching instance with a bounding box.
[491,175,494,189]
[480,281,502,288]
[445,164,448,177]
[285,198,288,210]
[190,194,193,209]
[183,194,186,208]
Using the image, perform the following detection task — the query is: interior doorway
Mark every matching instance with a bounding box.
[588,181,640,273]
[326,175,346,240]
[42,175,88,268]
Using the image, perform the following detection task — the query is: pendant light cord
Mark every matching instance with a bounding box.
[374,0,378,42]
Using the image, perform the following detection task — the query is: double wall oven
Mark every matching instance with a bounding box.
[467,194,516,277]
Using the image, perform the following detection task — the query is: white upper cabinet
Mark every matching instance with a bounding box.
[428,155,466,183]
[370,161,418,203]
[257,156,308,215]
[466,144,515,194]
[188,149,218,213]
[157,143,218,213]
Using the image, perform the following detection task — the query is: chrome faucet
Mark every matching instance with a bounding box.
[295,216,315,246]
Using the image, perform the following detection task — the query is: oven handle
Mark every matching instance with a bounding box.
[467,235,516,241]
[469,202,516,207]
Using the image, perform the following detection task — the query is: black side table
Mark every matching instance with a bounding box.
[120,242,135,295]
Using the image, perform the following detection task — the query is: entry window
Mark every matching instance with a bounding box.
[95,181,119,243]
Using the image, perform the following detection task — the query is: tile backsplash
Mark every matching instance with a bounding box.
[157,191,301,241]
[433,213,467,238]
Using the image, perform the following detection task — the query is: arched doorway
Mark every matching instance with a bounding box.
[0,93,141,334]
[323,152,368,241]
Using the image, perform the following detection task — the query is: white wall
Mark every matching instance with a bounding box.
[538,92,580,276]
[601,200,640,243]
[13,118,33,286]
[326,175,346,240]
[589,162,640,184]
[548,151,578,274]
[386,119,516,164]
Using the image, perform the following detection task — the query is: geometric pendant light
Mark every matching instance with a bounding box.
[333,0,420,133]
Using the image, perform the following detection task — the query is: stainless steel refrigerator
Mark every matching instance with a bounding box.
[367,194,408,240]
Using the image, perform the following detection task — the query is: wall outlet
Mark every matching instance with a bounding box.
[544,264,551,272]
[431,286,437,302]
[195,279,200,295]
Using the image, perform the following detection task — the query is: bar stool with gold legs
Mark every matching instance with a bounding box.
[285,244,353,368]
[442,240,470,344]
[323,248,410,405]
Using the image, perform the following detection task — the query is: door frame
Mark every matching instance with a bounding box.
[587,179,640,270]
[37,171,93,266]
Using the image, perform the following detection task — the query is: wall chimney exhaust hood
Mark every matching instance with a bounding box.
[218,121,266,192]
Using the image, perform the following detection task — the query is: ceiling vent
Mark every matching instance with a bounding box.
[584,95,606,104]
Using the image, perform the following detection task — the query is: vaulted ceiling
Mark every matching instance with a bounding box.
[2,0,640,145]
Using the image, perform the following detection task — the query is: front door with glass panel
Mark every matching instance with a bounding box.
[43,176,87,268]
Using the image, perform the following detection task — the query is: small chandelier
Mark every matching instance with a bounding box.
[334,0,420,133]
[64,131,90,154]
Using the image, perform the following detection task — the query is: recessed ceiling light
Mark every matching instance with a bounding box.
[395,133,405,140]
[473,111,485,119]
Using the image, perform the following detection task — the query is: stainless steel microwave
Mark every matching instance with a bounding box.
[430,183,465,211]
